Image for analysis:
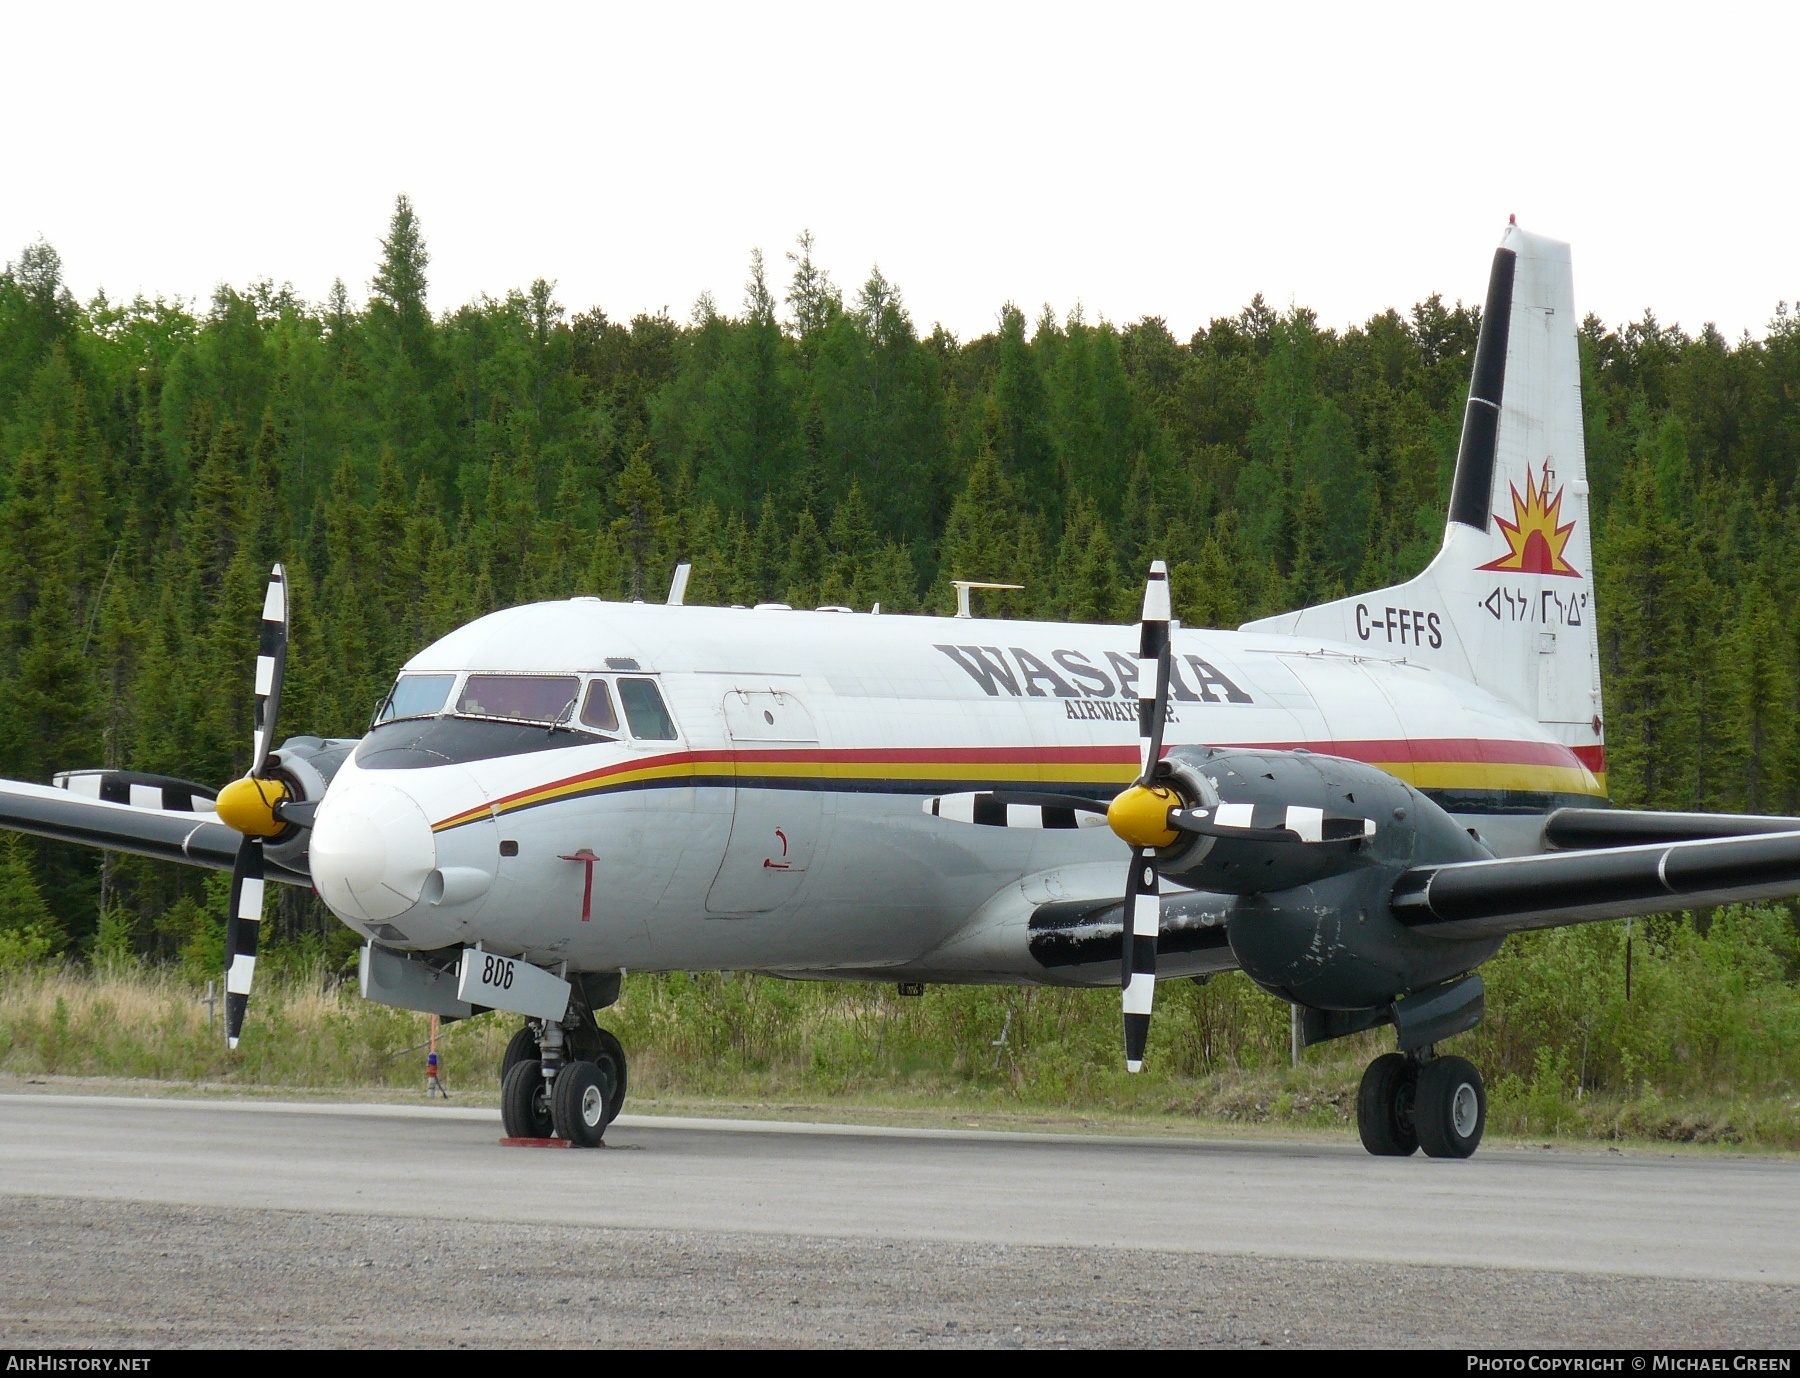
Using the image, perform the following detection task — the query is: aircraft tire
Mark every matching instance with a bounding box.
[593,1028,627,1126]
[1415,1056,1486,1159]
[501,1025,540,1082]
[551,1060,610,1148]
[501,1058,554,1139]
[1357,1052,1420,1156]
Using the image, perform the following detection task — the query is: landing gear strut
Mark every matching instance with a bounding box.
[1356,1049,1486,1158]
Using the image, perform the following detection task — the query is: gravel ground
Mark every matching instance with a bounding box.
[0,1195,1793,1349]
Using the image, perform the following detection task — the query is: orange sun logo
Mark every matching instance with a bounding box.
[1478,464,1580,577]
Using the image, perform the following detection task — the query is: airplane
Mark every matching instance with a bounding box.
[6,219,1800,1158]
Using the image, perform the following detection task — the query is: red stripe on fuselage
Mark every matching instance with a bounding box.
[1221,737,1590,769]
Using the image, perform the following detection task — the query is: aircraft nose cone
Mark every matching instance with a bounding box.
[310,782,436,923]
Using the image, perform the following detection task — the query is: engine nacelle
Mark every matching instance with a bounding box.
[261,736,360,874]
[1153,747,1485,895]
[1148,747,1501,1012]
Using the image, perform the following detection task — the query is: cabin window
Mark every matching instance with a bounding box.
[376,673,455,723]
[617,677,677,740]
[580,680,620,733]
[456,674,582,725]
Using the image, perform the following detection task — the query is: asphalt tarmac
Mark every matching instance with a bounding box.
[1,1092,1796,1347]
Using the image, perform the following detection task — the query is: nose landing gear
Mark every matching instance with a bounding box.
[497,1000,629,1146]
[1356,1049,1486,1158]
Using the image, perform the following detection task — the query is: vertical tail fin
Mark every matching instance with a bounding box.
[1243,221,1604,788]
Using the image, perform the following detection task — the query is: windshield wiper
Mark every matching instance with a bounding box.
[450,710,589,735]
[368,690,396,731]
[547,695,580,736]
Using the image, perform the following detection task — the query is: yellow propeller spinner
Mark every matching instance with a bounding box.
[1106,783,1179,850]
[214,775,291,837]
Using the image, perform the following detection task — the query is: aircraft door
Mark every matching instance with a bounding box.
[704,690,822,915]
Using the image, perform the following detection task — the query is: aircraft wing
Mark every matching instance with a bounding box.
[1391,828,1800,941]
[0,778,309,885]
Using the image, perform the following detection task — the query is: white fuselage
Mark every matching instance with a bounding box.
[306,599,1604,982]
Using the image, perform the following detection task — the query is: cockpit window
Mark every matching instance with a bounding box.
[580,680,620,733]
[376,673,455,724]
[617,677,677,740]
[455,674,582,725]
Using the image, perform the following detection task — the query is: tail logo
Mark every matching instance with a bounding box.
[1477,463,1580,578]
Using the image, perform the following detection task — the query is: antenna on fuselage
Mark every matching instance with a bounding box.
[666,563,692,606]
[950,579,1024,619]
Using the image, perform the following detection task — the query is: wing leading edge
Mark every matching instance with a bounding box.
[1545,807,1800,849]
[1392,828,1800,941]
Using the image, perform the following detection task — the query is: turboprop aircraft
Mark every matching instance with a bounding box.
[7,219,1800,1157]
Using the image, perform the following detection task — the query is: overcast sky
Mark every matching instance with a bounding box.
[5,1,1794,342]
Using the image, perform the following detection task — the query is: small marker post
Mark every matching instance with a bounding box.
[426,1014,449,1098]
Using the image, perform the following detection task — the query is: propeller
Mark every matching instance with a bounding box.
[1113,561,1174,1071]
[920,563,1173,1069]
[210,564,290,1049]
[1106,589,1380,1069]
[921,562,1378,1072]
[923,792,1376,846]
[930,563,1179,1070]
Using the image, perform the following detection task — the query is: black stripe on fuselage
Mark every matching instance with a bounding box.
[457,772,1590,830]
[457,774,1122,827]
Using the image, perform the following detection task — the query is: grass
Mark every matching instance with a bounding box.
[2,904,1796,1152]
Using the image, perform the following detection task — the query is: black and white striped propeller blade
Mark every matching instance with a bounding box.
[251,564,288,777]
[222,839,265,1050]
[1134,563,1172,785]
[1120,848,1158,1071]
[922,793,1110,828]
[1166,803,1378,843]
[221,563,288,1049]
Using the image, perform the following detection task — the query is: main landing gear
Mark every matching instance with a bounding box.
[1356,1049,1486,1158]
[499,1006,629,1149]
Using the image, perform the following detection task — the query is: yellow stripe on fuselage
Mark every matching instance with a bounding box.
[431,742,1602,834]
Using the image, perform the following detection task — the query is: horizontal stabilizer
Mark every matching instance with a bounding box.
[1392,829,1800,940]
[0,778,308,884]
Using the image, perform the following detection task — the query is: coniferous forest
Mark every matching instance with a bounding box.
[1,194,1799,974]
